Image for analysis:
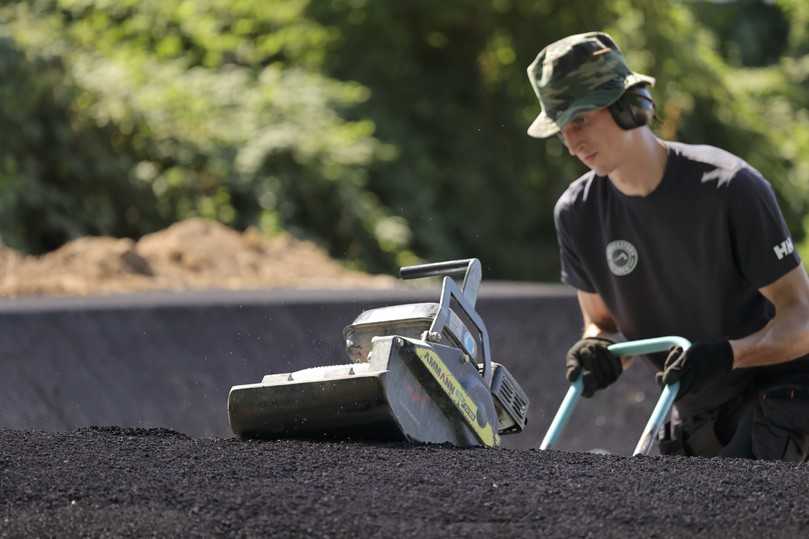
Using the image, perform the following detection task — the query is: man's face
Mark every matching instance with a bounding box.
[558,108,628,176]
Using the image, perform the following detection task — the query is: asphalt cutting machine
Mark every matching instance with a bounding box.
[227,258,529,447]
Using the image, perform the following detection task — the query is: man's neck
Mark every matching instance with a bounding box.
[608,131,668,197]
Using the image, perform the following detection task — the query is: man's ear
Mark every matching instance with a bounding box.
[608,84,655,130]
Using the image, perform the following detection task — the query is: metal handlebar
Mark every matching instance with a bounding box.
[539,336,690,456]
[399,259,475,279]
[400,258,482,307]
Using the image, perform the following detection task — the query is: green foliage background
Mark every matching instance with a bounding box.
[2,0,808,280]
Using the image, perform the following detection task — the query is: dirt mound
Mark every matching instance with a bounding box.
[0,219,396,297]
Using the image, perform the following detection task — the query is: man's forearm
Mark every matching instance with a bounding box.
[583,322,622,341]
[730,303,809,368]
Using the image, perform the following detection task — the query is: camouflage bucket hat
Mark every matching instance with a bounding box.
[526,31,655,138]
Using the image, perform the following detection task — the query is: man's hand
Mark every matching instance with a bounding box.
[565,337,621,398]
[658,341,734,399]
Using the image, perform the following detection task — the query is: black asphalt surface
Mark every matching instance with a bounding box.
[2,427,808,538]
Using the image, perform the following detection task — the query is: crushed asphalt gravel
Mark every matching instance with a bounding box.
[2,427,808,538]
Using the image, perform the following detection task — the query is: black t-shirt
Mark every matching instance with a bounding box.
[553,141,808,414]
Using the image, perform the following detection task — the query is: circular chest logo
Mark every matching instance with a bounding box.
[606,240,638,276]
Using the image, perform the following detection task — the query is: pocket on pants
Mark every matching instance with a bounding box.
[752,395,809,461]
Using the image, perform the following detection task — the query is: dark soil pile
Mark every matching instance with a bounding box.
[2,428,808,538]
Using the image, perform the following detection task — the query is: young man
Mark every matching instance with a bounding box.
[527,31,809,460]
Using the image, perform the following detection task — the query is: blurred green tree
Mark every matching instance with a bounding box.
[2,0,808,281]
[1,0,406,269]
[308,0,809,278]
[0,36,164,252]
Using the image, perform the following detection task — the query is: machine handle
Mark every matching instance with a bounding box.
[539,336,690,455]
[538,377,583,450]
[401,258,482,306]
[400,259,476,280]
[625,337,689,456]
[607,336,690,359]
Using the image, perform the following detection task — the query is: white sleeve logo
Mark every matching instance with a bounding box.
[773,238,794,260]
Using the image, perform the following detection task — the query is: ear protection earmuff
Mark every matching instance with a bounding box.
[608,84,655,130]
